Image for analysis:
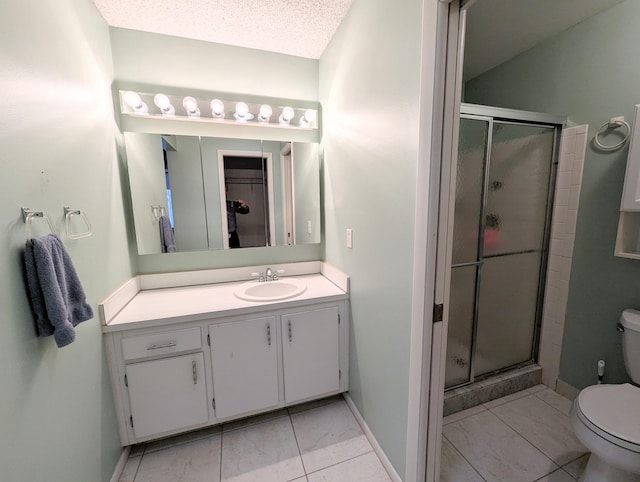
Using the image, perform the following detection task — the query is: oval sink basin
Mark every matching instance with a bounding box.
[234,278,307,302]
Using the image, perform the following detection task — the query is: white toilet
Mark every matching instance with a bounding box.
[571,308,640,481]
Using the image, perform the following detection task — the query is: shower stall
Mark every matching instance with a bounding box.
[445,104,562,390]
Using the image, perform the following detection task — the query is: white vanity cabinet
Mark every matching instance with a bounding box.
[282,306,341,404]
[126,353,209,439]
[116,327,210,440]
[102,272,349,447]
[209,316,280,419]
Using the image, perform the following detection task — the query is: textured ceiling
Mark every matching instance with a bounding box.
[93,0,354,59]
[94,0,626,79]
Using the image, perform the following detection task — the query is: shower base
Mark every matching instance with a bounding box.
[443,364,542,416]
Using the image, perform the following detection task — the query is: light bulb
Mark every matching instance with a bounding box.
[279,106,295,125]
[211,99,225,118]
[234,102,253,121]
[300,109,317,127]
[304,109,317,124]
[182,96,200,117]
[154,93,175,116]
[123,91,148,114]
[258,104,272,123]
[235,102,249,118]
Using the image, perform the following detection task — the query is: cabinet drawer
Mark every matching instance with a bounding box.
[122,327,202,361]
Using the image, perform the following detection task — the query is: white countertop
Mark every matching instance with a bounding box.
[103,274,347,332]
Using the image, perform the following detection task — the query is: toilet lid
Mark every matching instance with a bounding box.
[578,383,640,446]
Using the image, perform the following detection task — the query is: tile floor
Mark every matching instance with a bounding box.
[441,384,589,482]
[120,385,586,482]
[119,395,392,482]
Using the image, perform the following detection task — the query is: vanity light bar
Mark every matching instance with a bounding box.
[120,90,318,129]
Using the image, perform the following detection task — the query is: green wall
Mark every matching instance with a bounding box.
[109,27,323,273]
[0,0,133,480]
[319,0,428,476]
[465,0,640,388]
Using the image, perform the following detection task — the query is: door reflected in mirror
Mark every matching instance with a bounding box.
[124,133,320,254]
[221,153,271,249]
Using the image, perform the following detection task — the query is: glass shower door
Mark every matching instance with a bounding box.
[445,118,488,388]
[474,122,555,376]
[445,117,556,389]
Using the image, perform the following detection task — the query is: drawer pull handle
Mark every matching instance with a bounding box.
[192,360,197,384]
[147,341,177,351]
[267,324,271,346]
[288,320,292,343]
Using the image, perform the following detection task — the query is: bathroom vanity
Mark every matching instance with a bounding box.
[100,262,349,446]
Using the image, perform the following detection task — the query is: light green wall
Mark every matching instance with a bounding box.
[319,0,426,477]
[465,0,640,388]
[124,132,167,254]
[110,27,319,102]
[109,27,323,273]
[167,136,209,251]
[293,142,321,244]
[1,0,133,481]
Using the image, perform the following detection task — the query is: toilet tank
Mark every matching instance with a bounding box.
[621,309,640,383]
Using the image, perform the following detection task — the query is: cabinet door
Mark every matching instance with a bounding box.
[126,353,208,439]
[621,104,640,211]
[209,317,279,419]
[282,306,340,404]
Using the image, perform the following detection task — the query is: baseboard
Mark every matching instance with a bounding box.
[556,378,580,401]
[343,393,402,482]
[110,446,131,482]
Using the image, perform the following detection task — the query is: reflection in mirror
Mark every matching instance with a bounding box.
[219,150,271,249]
[124,133,320,254]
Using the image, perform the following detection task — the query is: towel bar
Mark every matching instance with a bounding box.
[22,207,56,239]
[64,207,92,239]
[151,205,167,221]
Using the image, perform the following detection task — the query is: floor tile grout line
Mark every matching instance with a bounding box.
[561,466,579,481]
[560,453,588,467]
[129,454,142,482]
[532,467,571,482]
[287,413,309,477]
[485,401,565,472]
[441,433,487,482]
[302,449,376,477]
[219,425,224,482]
[532,390,574,417]
[443,406,488,425]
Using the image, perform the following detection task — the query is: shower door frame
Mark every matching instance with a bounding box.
[446,103,564,391]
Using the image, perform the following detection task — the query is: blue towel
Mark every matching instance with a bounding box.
[24,234,93,348]
[159,215,176,253]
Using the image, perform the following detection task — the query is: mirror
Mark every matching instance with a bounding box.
[124,133,321,254]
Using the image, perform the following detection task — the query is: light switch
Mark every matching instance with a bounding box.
[346,228,353,249]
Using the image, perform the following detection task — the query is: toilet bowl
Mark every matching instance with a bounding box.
[571,383,640,481]
[570,309,640,481]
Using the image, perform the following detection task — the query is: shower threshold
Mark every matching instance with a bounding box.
[443,364,542,417]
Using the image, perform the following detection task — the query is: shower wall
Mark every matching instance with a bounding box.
[446,112,558,389]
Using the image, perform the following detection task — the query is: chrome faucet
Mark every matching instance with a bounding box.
[263,267,278,282]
